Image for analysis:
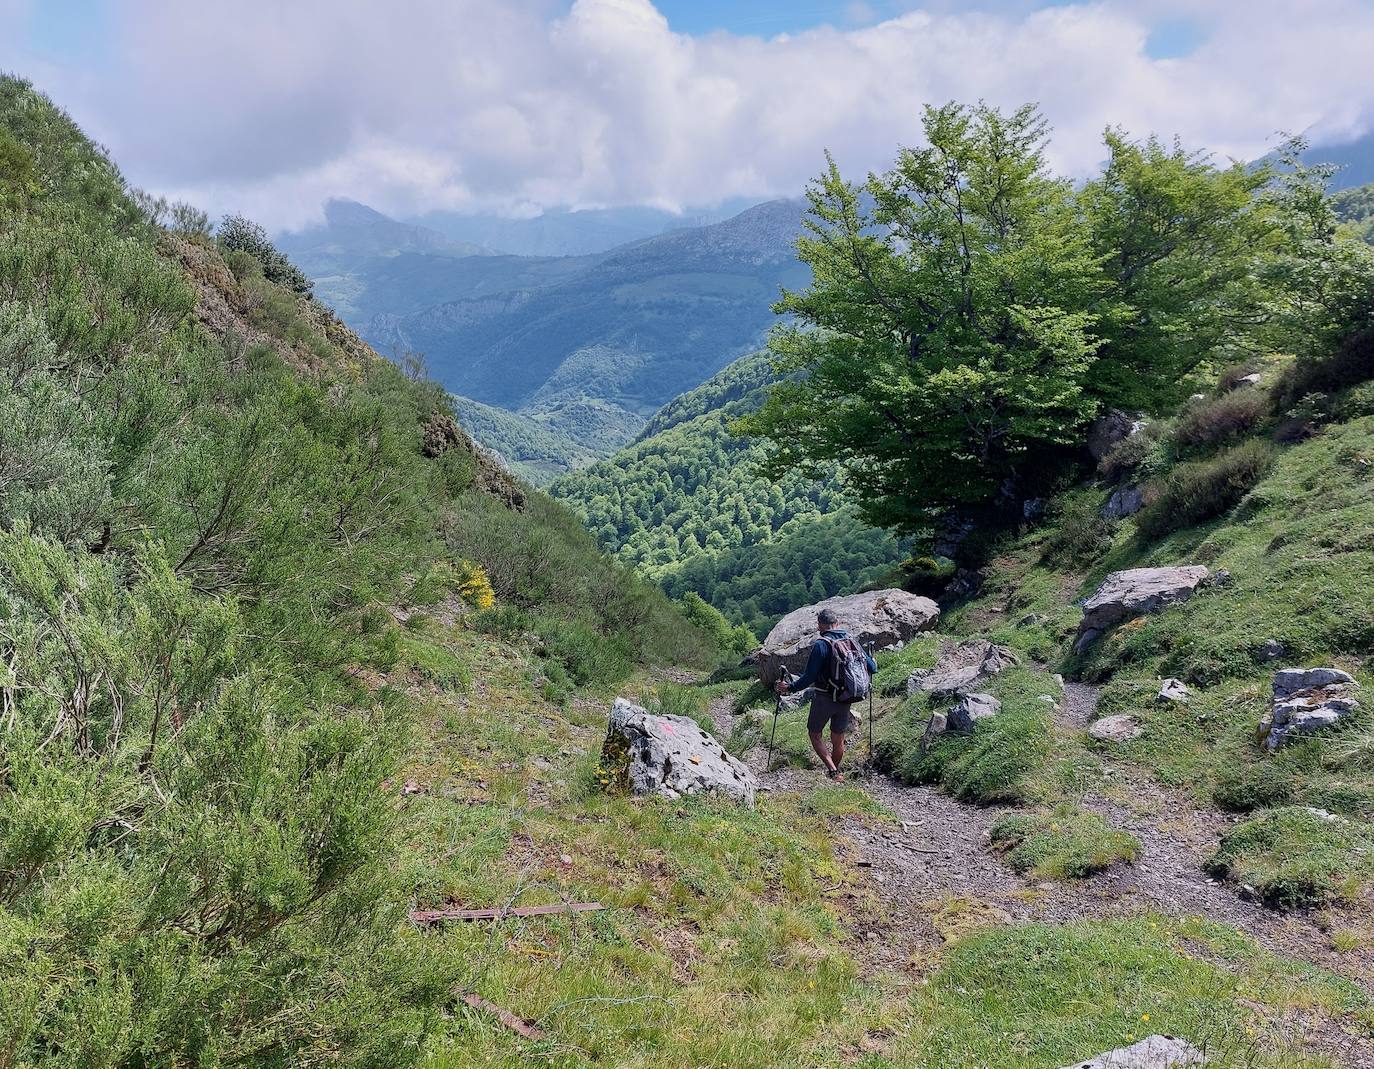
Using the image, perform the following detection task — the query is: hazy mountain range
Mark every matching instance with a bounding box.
[280,197,809,468]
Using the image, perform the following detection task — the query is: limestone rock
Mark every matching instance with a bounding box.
[1074,566,1210,653]
[1088,409,1148,462]
[756,589,938,683]
[1256,639,1286,663]
[604,698,757,805]
[1260,667,1361,750]
[1059,1034,1206,1069]
[1089,714,1144,742]
[947,692,1001,733]
[1158,678,1191,704]
[1231,373,1264,389]
[906,640,1018,698]
[1102,483,1145,520]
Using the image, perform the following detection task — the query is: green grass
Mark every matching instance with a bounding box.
[1204,806,1374,908]
[875,666,1093,804]
[888,915,1368,1069]
[990,805,1140,879]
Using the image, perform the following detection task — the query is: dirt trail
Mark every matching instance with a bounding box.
[709,684,1374,1067]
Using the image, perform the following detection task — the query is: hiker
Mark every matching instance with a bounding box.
[773,608,875,781]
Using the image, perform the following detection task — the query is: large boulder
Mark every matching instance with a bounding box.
[1073,566,1210,653]
[1060,1035,1205,1069]
[906,639,1018,698]
[1087,409,1148,462]
[1101,483,1144,520]
[756,589,939,684]
[603,699,757,805]
[1259,668,1361,750]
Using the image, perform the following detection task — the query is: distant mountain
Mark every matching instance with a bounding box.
[449,393,609,485]
[409,199,761,257]
[549,351,906,638]
[323,198,810,455]
[1303,129,1374,191]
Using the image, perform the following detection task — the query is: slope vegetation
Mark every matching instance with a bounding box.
[551,351,906,636]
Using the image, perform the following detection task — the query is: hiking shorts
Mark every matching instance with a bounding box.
[807,691,855,735]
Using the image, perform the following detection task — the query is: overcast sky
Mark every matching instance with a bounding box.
[4,0,1374,229]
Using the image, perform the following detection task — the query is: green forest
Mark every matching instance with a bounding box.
[550,350,906,638]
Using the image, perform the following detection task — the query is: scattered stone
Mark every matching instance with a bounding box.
[1157,678,1191,704]
[919,709,949,749]
[1101,483,1145,520]
[942,567,985,601]
[1189,392,1206,402]
[1089,714,1144,743]
[756,589,939,682]
[1256,639,1286,662]
[1059,1035,1206,1069]
[1088,409,1148,462]
[603,698,757,805]
[947,693,1001,733]
[1259,667,1361,750]
[1018,612,1049,627]
[906,639,1019,697]
[1232,373,1264,389]
[1073,565,1210,653]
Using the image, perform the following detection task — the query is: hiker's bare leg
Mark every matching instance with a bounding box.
[830,731,847,770]
[808,730,836,772]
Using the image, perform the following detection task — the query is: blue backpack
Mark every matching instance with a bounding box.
[825,637,871,703]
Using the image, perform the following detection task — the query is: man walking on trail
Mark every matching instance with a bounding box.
[774,608,876,781]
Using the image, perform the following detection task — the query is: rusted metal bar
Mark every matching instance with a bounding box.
[460,993,545,1040]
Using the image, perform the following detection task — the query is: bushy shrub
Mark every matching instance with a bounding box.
[679,591,756,656]
[1096,420,1166,481]
[1172,389,1271,451]
[217,213,314,297]
[1040,493,1117,568]
[1272,326,1374,411]
[1134,439,1274,540]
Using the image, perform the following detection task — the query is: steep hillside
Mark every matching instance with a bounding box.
[357,199,809,453]
[0,75,719,1065]
[551,351,906,637]
[450,392,601,484]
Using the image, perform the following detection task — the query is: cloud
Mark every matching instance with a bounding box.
[4,0,1374,229]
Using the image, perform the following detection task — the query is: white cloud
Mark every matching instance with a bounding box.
[4,0,1373,229]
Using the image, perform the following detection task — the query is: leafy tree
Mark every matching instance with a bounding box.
[743,103,1104,535]
[217,213,314,297]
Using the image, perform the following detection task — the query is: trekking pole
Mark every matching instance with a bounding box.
[865,642,875,768]
[765,673,787,772]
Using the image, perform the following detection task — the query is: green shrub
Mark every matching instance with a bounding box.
[1272,326,1374,411]
[1172,389,1271,451]
[1205,806,1374,908]
[1097,420,1167,481]
[1135,439,1275,540]
[1040,492,1117,568]
[1211,760,1297,812]
[216,213,314,297]
[990,805,1140,878]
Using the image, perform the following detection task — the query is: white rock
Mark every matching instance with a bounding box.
[604,698,757,805]
[1157,678,1191,704]
[1260,667,1361,750]
[1089,714,1144,743]
[756,589,939,683]
[947,693,1001,732]
[1059,1034,1206,1069]
[1074,566,1210,653]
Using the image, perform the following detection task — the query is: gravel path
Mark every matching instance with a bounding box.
[713,679,1374,1066]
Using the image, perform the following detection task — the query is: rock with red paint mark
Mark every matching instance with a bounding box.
[603,698,756,805]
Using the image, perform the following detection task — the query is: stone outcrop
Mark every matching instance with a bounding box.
[756,589,938,683]
[947,692,1002,733]
[1089,714,1143,743]
[1073,566,1210,653]
[1258,668,1361,750]
[603,699,757,805]
[905,639,1018,698]
[1102,483,1145,519]
[1059,1034,1206,1069]
[1088,409,1148,462]
[1157,678,1190,704]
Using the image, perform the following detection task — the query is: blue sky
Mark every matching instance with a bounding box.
[1,0,1368,228]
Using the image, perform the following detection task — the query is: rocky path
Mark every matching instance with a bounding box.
[707,684,1374,1066]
